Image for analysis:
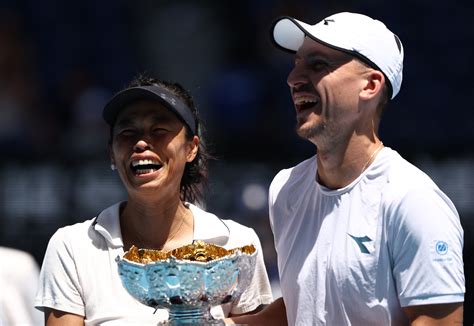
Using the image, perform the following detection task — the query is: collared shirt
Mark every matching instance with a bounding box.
[35,202,272,325]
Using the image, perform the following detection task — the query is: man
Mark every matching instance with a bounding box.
[228,12,464,325]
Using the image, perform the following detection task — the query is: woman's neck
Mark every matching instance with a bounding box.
[120,197,194,251]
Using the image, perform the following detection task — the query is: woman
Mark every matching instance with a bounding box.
[35,75,273,325]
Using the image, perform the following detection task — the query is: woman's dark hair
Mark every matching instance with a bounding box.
[112,73,212,204]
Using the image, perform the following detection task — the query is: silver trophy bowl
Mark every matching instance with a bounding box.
[117,241,257,325]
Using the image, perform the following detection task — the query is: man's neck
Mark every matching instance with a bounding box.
[316,139,383,189]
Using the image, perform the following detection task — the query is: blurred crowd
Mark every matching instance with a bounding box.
[0,0,473,323]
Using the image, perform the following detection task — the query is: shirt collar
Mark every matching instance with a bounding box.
[188,203,230,246]
[92,202,230,248]
[93,202,124,248]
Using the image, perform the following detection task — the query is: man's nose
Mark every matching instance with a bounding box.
[287,64,308,89]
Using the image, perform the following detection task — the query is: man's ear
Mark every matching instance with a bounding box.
[186,136,199,162]
[360,70,384,101]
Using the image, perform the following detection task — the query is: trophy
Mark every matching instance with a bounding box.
[117,240,257,325]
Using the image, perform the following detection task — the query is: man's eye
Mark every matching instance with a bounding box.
[309,60,328,69]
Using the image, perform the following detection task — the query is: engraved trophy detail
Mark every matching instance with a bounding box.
[117,241,257,325]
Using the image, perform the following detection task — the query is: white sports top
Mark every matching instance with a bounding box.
[35,202,273,325]
[269,147,464,325]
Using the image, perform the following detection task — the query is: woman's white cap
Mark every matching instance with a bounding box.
[271,12,404,99]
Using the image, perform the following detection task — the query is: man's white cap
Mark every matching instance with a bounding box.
[271,12,404,99]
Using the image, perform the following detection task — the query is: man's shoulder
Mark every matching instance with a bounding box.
[378,149,456,216]
[271,155,316,187]
[382,150,439,195]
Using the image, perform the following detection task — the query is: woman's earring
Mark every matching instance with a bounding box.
[110,163,116,171]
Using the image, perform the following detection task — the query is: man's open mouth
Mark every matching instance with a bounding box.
[294,96,318,111]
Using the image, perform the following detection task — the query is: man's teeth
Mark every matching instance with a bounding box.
[294,96,317,105]
[132,159,160,167]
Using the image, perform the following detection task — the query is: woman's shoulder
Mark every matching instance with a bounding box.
[189,203,253,232]
[50,202,122,247]
[188,203,258,247]
[48,218,97,247]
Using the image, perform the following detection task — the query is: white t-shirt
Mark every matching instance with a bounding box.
[269,147,464,325]
[35,202,273,325]
[0,247,43,326]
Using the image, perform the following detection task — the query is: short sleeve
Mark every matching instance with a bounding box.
[229,229,273,315]
[34,228,85,316]
[389,186,465,307]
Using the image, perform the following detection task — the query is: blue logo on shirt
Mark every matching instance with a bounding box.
[348,234,372,254]
[436,241,448,255]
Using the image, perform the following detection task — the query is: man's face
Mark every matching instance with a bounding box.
[110,100,198,199]
[287,37,369,145]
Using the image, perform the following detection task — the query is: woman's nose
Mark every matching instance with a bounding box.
[133,139,152,152]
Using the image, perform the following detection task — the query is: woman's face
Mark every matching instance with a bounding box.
[110,100,198,199]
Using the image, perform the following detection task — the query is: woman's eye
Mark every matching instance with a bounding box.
[152,128,167,134]
[119,129,136,136]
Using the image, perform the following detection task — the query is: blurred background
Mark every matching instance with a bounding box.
[0,0,472,322]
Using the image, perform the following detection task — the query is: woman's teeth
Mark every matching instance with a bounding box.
[131,159,162,174]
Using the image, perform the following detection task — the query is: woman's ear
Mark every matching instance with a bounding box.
[108,144,116,167]
[360,70,384,101]
[186,136,199,162]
